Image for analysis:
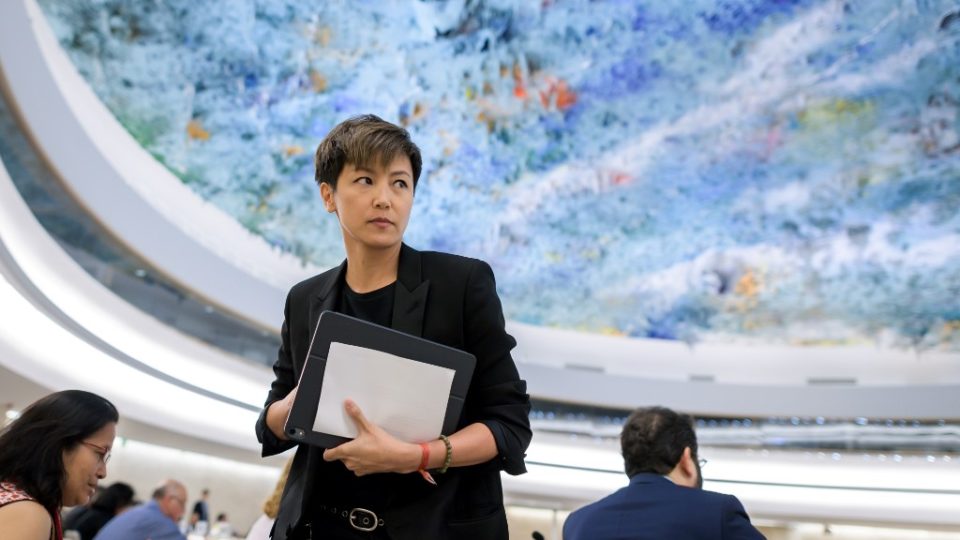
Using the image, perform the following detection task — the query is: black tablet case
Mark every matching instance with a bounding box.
[284,310,476,448]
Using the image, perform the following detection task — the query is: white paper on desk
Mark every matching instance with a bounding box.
[313,341,456,443]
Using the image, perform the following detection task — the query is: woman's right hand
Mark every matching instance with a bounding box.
[266,387,298,440]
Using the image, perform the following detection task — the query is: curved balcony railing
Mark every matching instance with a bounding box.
[0,85,280,366]
[530,399,960,453]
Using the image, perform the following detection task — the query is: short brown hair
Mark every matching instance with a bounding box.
[314,114,423,190]
[621,406,698,478]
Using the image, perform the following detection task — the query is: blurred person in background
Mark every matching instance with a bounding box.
[246,458,293,540]
[189,487,210,532]
[563,406,765,540]
[93,480,187,540]
[0,390,119,540]
[210,512,234,537]
[63,482,136,540]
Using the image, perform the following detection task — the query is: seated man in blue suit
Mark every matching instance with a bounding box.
[563,406,765,540]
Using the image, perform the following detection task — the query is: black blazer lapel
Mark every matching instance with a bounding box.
[305,260,347,370]
[391,244,429,337]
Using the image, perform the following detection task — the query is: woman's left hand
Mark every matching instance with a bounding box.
[322,400,420,476]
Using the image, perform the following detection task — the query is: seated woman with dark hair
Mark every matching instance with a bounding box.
[63,482,135,540]
[0,390,119,540]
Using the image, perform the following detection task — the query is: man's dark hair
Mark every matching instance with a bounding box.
[91,482,135,514]
[0,390,119,513]
[314,114,423,190]
[621,406,698,478]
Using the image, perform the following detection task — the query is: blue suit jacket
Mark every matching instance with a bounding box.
[92,501,186,540]
[563,474,765,540]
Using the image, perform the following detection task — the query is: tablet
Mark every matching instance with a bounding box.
[284,310,476,448]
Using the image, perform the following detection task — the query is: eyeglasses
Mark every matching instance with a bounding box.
[82,441,111,465]
[697,458,708,469]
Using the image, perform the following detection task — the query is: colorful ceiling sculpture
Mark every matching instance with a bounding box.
[39,0,960,350]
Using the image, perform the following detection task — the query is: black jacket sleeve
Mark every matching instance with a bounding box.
[255,291,298,457]
[461,260,532,475]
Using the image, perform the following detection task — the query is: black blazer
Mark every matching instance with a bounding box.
[256,244,532,540]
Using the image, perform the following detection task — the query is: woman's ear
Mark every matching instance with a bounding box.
[320,182,336,213]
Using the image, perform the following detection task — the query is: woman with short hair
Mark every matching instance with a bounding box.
[256,114,532,539]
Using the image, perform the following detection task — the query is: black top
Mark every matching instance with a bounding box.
[341,282,395,328]
[192,500,208,522]
[307,282,397,528]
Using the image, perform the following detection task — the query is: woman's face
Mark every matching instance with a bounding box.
[320,154,414,254]
[61,422,116,507]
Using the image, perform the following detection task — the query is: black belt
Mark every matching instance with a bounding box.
[316,504,385,533]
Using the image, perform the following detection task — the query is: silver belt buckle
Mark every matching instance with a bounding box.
[349,507,379,532]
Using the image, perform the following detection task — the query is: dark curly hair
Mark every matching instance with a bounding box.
[0,390,118,512]
[621,406,698,478]
[314,114,423,191]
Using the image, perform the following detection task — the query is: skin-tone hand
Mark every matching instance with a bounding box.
[322,400,421,476]
[322,400,500,476]
[266,387,298,440]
